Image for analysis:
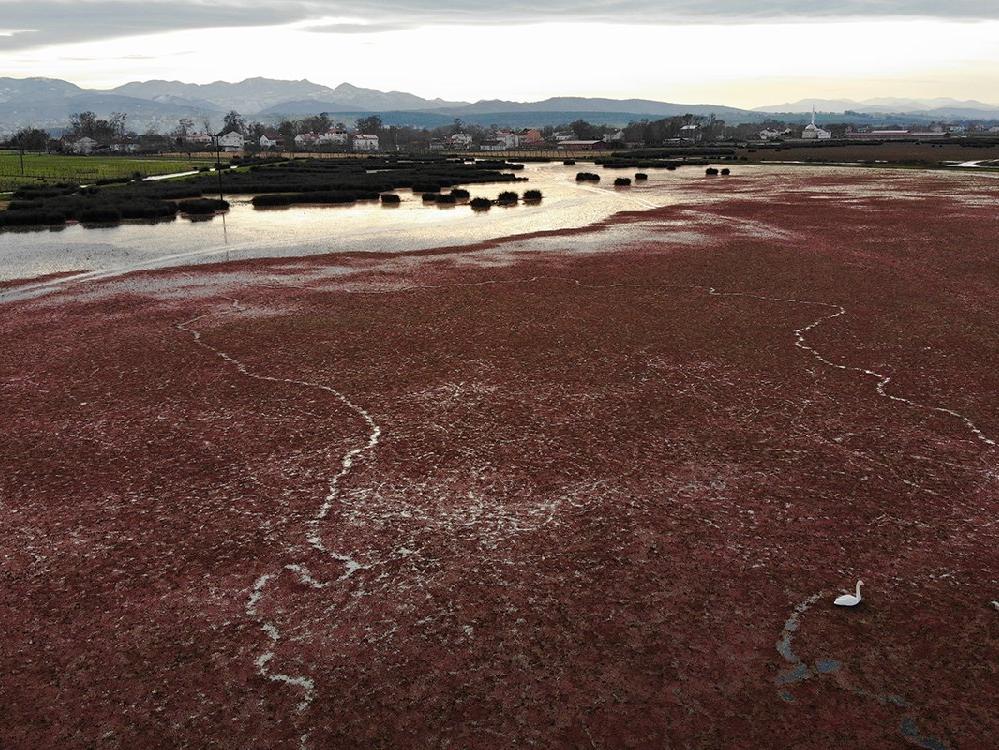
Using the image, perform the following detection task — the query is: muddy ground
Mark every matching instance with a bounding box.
[1,168,997,749]
[737,140,999,166]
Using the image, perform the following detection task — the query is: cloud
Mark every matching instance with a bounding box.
[304,22,409,34]
[0,0,996,50]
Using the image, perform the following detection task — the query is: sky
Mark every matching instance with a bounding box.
[1,1,998,107]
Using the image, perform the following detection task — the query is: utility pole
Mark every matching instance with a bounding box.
[214,132,224,204]
[214,130,229,250]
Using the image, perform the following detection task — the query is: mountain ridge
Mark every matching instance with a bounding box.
[2,77,998,132]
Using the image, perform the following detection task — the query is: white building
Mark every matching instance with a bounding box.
[259,134,278,149]
[294,133,318,148]
[352,134,379,152]
[759,128,789,141]
[801,108,832,140]
[217,131,245,151]
[448,133,473,148]
[317,129,349,146]
[603,130,625,143]
[495,130,520,149]
[71,136,98,154]
[554,132,575,142]
[679,124,701,142]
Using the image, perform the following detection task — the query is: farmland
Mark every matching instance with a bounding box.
[0,152,219,193]
[0,166,996,748]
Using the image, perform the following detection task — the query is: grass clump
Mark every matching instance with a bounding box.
[523,189,543,202]
[576,172,600,182]
[635,173,648,181]
[380,193,401,204]
[470,197,492,211]
[179,198,229,214]
[614,177,632,186]
[705,167,720,176]
[0,209,67,227]
[497,191,519,205]
[78,207,122,224]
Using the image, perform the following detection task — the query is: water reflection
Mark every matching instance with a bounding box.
[0,163,770,283]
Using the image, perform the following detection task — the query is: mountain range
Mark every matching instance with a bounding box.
[2,77,998,133]
[755,97,999,117]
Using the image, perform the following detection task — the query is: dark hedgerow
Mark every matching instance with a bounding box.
[705,167,720,176]
[178,198,230,214]
[563,160,576,166]
[450,188,470,199]
[576,172,600,182]
[0,210,67,227]
[497,191,519,205]
[78,208,122,224]
[252,190,378,207]
[6,200,42,211]
[2,157,525,228]
[614,177,632,187]
[120,201,178,220]
[436,194,457,205]
[635,173,648,181]
[380,193,401,204]
[523,189,543,202]
[470,197,492,211]
[422,193,438,202]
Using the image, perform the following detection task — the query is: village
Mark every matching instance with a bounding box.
[28,108,999,158]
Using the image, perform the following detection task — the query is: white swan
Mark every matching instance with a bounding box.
[834,581,863,607]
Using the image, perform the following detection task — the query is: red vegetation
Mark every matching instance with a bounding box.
[1,169,997,748]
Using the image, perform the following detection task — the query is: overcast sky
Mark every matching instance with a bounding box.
[1,1,998,106]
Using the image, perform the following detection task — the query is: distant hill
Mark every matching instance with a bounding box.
[257,106,712,129]
[111,78,467,114]
[0,78,216,130]
[1,76,997,134]
[757,97,999,119]
[436,97,757,121]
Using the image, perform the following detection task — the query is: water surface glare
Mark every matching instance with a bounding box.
[0,163,698,283]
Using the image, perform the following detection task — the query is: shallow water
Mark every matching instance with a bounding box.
[0,163,713,284]
[0,163,987,290]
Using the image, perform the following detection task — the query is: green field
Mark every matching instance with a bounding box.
[0,152,218,193]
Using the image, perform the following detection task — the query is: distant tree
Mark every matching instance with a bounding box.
[14,127,50,151]
[570,119,598,140]
[109,112,127,139]
[67,111,122,144]
[300,113,332,134]
[246,121,267,141]
[69,111,98,138]
[356,115,383,135]
[278,120,297,150]
[173,118,195,139]
[223,110,245,134]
